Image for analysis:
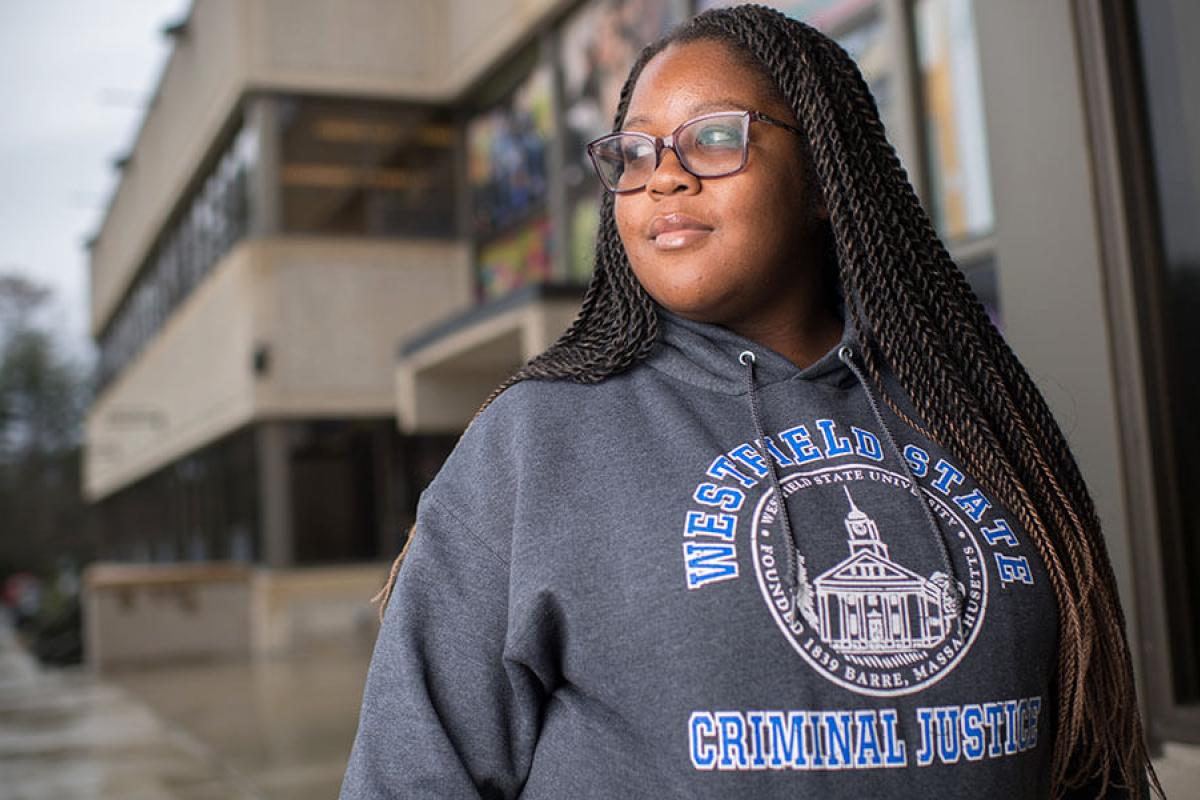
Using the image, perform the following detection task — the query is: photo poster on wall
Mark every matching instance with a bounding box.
[477,216,555,301]
[467,64,555,242]
[559,0,682,284]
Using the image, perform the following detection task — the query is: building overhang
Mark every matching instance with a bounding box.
[395,283,583,434]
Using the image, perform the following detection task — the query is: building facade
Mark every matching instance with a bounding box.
[82,0,1198,748]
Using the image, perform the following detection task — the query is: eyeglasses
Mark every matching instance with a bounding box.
[586,110,804,194]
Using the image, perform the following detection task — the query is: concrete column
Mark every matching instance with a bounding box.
[372,422,399,558]
[245,94,282,238]
[256,421,293,567]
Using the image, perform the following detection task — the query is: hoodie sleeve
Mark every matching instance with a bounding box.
[339,493,546,799]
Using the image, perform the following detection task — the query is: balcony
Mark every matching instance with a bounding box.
[84,236,472,501]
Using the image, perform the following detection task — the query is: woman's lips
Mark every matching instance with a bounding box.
[646,212,714,251]
[652,228,713,250]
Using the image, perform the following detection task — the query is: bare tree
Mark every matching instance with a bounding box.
[0,271,92,576]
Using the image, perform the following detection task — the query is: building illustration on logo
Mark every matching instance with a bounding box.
[806,488,957,655]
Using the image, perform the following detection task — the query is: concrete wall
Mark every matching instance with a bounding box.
[443,0,563,98]
[246,0,443,97]
[85,242,260,502]
[251,564,386,654]
[396,295,581,433]
[84,236,472,501]
[83,563,254,669]
[250,237,473,415]
[83,563,388,670]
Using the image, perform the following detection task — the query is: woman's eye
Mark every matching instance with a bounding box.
[624,140,654,160]
[695,125,742,148]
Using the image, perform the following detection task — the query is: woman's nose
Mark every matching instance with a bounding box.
[647,146,700,196]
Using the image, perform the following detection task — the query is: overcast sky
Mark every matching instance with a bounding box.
[0,0,192,362]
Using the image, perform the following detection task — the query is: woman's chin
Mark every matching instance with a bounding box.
[647,289,743,326]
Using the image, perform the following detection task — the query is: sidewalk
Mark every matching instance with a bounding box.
[0,613,255,799]
[108,638,374,799]
[0,613,373,799]
[1154,740,1200,798]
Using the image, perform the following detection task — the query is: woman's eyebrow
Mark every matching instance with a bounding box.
[623,97,751,129]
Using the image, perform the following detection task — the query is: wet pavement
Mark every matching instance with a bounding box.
[0,613,373,799]
[1,617,242,799]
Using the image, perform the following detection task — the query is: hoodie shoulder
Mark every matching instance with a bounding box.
[419,377,604,541]
[453,376,597,454]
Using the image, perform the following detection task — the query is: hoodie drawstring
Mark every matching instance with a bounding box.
[739,349,809,620]
[739,344,963,627]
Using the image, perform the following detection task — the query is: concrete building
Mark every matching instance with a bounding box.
[80,0,589,664]
[81,0,1198,755]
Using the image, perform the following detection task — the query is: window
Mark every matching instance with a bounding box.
[279,96,457,238]
[97,123,255,392]
[1132,0,1200,708]
[913,0,994,244]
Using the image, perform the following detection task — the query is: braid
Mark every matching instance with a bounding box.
[381,6,1161,796]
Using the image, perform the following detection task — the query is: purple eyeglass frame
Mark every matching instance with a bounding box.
[585,109,804,194]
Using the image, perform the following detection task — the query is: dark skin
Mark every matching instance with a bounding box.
[615,40,843,369]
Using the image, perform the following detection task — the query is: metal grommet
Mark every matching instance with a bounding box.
[738,350,756,365]
[838,345,854,360]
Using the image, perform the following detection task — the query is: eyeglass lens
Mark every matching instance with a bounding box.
[590,113,747,192]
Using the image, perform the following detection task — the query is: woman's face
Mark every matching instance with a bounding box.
[614,40,829,330]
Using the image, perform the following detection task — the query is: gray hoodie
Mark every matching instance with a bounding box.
[341,307,1072,798]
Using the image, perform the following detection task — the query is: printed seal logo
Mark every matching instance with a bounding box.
[750,465,987,697]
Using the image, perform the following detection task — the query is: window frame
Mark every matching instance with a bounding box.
[1073,0,1200,747]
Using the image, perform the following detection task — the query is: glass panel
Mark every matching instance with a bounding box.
[1133,0,1200,704]
[914,0,994,243]
[279,97,456,238]
[477,216,554,301]
[96,427,260,565]
[289,420,384,564]
[467,64,554,242]
[560,0,683,284]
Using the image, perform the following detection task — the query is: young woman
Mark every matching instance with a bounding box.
[341,5,1161,798]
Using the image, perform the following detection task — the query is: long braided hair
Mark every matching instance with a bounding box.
[377,5,1160,797]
